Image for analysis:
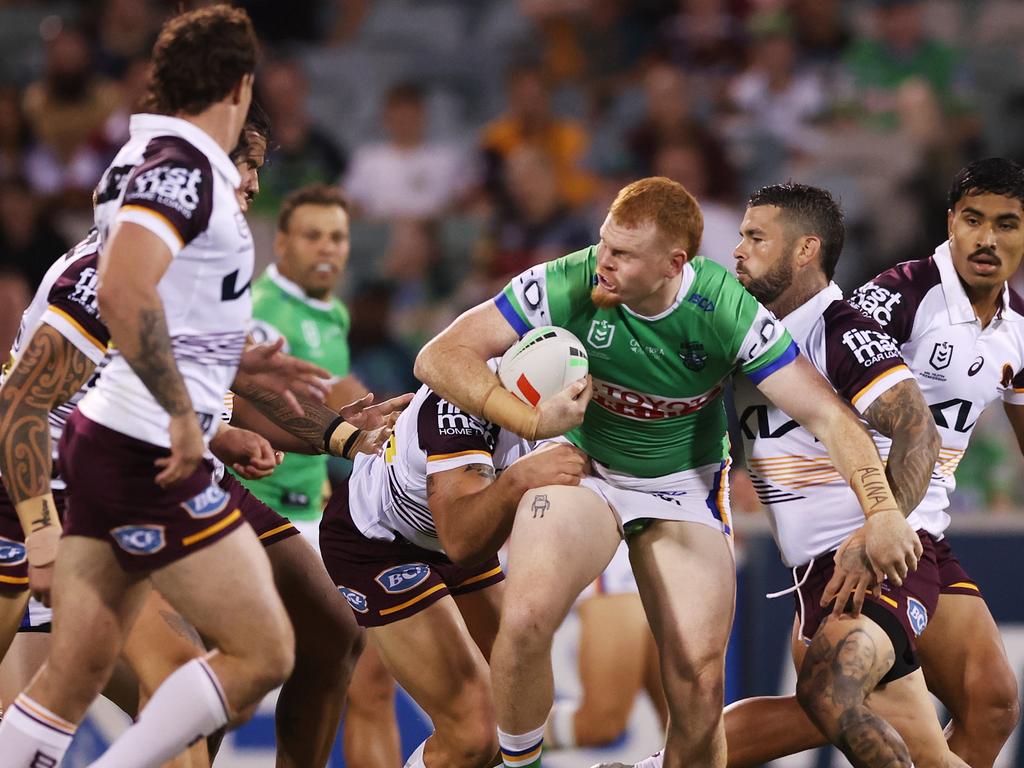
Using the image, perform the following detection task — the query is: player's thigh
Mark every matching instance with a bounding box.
[0,631,49,705]
[48,535,150,670]
[453,581,504,662]
[149,525,289,656]
[120,589,205,696]
[370,593,493,727]
[917,593,1018,716]
[577,593,650,713]
[0,590,29,661]
[628,520,736,674]
[866,669,951,768]
[265,532,362,659]
[505,485,621,623]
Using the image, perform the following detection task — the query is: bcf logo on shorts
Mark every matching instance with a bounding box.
[0,537,26,565]
[181,484,229,519]
[906,597,928,637]
[375,563,431,594]
[111,525,166,555]
[339,586,368,614]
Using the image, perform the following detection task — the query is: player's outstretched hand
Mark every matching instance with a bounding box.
[504,442,589,491]
[339,392,415,430]
[156,412,205,488]
[863,509,923,587]
[236,337,331,415]
[348,412,401,457]
[534,376,592,439]
[210,424,282,480]
[822,526,879,619]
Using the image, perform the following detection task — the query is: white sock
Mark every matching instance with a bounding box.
[403,739,427,767]
[545,700,577,749]
[0,694,75,767]
[498,722,546,767]
[90,658,229,768]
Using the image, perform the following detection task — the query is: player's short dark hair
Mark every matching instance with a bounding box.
[747,183,845,281]
[230,101,271,164]
[947,158,1024,210]
[277,183,350,232]
[144,5,258,116]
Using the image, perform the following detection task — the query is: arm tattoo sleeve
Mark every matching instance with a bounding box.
[120,307,192,418]
[862,379,939,517]
[0,324,96,504]
[231,384,338,452]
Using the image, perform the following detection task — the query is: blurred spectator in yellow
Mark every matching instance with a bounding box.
[21,23,121,207]
[478,145,591,285]
[251,57,348,216]
[653,137,740,271]
[481,63,596,209]
[344,82,475,221]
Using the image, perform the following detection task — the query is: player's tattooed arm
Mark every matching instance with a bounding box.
[230,384,339,453]
[0,324,96,509]
[796,627,911,768]
[122,307,193,418]
[862,379,940,517]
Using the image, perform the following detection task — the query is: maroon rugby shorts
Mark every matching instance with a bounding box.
[320,483,504,627]
[59,411,247,572]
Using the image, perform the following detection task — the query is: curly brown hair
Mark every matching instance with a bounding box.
[144,5,258,116]
[277,184,350,233]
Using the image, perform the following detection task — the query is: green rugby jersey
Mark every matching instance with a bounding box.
[496,247,797,477]
[239,265,351,520]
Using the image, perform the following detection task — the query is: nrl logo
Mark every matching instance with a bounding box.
[929,341,953,370]
[587,319,615,349]
[678,341,707,371]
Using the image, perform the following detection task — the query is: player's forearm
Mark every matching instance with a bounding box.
[229,394,323,455]
[815,408,900,517]
[434,472,521,567]
[415,340,499,417]
[101,288,192,418]
[229,384,336,453]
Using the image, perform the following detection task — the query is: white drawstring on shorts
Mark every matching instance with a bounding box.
[766,557,815,644]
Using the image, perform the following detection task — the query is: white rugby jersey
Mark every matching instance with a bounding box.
[850,242,1024,535]
[734,283,915,566]
[348,384,532,553]
[1,231,111,489]
[78,114,253,447]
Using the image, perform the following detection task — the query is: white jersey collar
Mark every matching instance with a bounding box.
[266,264,336,312]
[128,113,241,187]
[622,258,696,322]
[933,240,1019,325]
[782,282,843,339]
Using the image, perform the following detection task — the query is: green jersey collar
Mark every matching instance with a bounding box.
[621,259,697,322]
[266,264,337,312]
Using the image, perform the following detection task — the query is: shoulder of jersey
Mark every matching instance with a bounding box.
[1009,285,1024,316]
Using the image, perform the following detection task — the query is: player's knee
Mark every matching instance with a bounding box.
[499,599,562,647]
[973,674,1020,738]
[251,618,295,692]
[576,704,629,746]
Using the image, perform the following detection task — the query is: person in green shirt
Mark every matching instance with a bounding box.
[415,177,923,768]
[242,183,368,545]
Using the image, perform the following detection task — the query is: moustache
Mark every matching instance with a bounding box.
[969,247,1000,263]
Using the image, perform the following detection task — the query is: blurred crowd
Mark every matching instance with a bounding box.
[1,0,1024,512]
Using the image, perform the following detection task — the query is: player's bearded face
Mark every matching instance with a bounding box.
[948,194,1024,291]
[742,248,796,305]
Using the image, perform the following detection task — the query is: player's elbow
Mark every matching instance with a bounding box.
[413,341,438,386]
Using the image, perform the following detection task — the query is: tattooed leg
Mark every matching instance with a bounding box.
[796,617,912,768]
[490,485,620,736]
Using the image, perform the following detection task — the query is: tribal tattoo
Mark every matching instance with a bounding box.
[0,324,95,504]
[863,379,940,517]
[231,384,339,452]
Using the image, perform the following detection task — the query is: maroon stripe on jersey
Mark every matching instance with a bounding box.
[850,257,940,344]
[120,136,214,247]
[416,390,499,459]
[822,300,906,405]
[46,245,109,351]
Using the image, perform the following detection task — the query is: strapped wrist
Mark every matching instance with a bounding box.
[17,494,61,567]
[482,385,540,440]
[325,418,362,459]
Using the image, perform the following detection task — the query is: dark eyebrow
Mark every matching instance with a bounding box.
[742,227,765,236]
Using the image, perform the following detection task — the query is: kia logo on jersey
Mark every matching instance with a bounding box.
[929,341,953,370]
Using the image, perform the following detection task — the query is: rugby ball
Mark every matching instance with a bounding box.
[498,326,588,406]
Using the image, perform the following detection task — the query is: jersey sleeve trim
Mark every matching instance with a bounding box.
[424,451,496,475]
[745,339,799,384]
[116,206,185,255]
[1002,388,1024,405]
[494,292,532,336]
[41,307,108,363]
[850,364,914,412]
[426,449,493,462]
